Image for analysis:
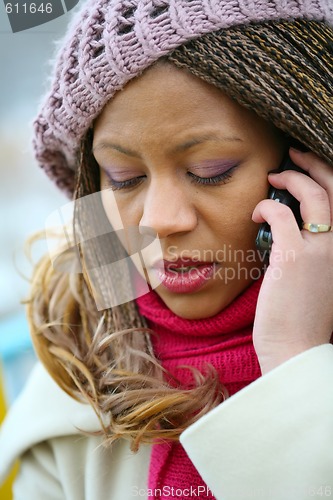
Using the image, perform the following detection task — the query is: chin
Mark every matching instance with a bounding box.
[173,308,221,320]
[157,292,233,320]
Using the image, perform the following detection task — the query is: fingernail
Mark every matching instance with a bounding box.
[289,143,309,153]
[290,147,305,154]
[267,168,280,175]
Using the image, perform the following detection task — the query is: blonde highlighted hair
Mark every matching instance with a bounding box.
[28,130,226,451]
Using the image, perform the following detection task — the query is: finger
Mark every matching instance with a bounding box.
[289,148,333,200]
[268,170,331,226]
[252,199,303,251]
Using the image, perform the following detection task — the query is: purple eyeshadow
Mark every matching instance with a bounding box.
[189,160,237,177]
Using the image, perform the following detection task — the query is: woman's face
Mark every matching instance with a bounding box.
[93,63,285,319]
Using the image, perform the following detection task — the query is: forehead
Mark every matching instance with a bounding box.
[96,63,256,123]
[93,62,277,151]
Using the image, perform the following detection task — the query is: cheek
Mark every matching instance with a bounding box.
[101,190,147,258]
[208,178,269,249]
[101,184,142,231]
[100,189,126,231]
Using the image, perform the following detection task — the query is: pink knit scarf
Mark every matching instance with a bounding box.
[136,279,263,499]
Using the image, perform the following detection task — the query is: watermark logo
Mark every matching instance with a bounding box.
[132,485,213,497]
[4,0,80,33]
[45,190,164,311]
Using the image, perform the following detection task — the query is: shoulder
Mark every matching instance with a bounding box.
[0,363,151,499]
[181,344,333,499]
[0,362,100,482]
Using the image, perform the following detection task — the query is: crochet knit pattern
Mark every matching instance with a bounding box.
[32,0,333,196]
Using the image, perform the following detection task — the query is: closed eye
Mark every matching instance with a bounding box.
[103,164,238,190]
[187,165,238,186]
[103,175,146,190]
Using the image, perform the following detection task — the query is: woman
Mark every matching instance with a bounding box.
[0,0,333,498]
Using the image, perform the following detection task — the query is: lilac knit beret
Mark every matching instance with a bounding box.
[33,0,333,197]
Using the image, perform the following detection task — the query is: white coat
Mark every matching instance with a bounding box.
[1,344,333,500]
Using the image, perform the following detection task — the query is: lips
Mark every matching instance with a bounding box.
[152,258,217,294]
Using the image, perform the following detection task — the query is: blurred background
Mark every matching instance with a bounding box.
[0,6,75,406]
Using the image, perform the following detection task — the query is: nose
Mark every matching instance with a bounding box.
[139,178,198,238]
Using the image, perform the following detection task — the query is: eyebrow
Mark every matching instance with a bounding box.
[92,134,242,157]
[171,134,242,153]
[92,142,140,157]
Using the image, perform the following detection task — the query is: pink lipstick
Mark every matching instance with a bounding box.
[153,258,216,294]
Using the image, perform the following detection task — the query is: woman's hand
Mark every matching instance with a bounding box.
[252,148,333,374]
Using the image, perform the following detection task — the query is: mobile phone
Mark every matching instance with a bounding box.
[255,155,305,256]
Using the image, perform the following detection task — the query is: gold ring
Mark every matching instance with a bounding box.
[302,223,332,233]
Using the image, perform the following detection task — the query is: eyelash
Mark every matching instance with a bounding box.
[105,166,237,191]
[188,166,237,186]
[105,175,146,190]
